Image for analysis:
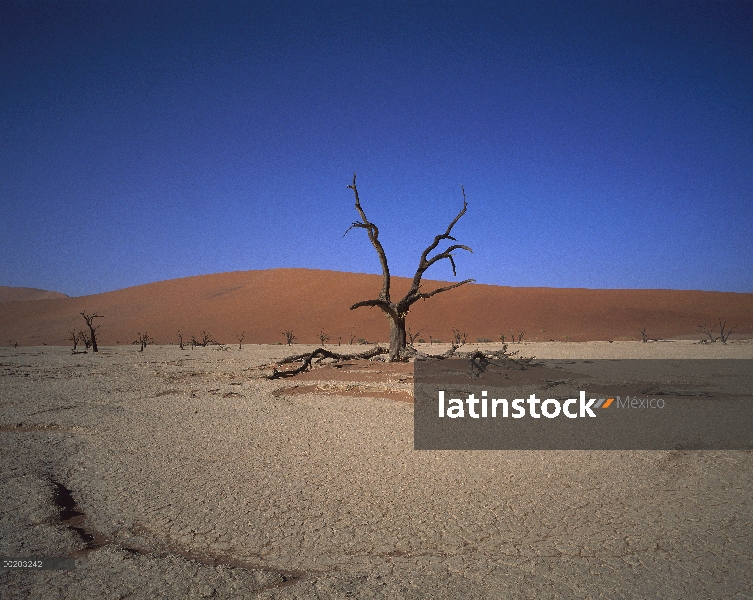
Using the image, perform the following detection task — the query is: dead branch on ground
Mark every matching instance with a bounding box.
[267,345,388,379]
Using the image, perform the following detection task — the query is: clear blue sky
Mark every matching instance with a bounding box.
[2,1,751,296]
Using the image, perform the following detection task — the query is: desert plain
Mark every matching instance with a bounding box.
[1,338,752,599]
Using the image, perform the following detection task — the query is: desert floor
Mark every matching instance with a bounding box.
[1,341,752,599]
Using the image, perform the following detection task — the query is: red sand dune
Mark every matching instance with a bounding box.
[0,286,68,303]
[0,269,751,346]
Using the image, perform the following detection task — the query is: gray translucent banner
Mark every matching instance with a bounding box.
[1,556,76,570]
[414,359,753,450]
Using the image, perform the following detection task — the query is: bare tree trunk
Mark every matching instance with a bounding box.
[388,315,406,361]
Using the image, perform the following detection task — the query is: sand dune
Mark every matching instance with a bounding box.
[0,268,751,346]
[0,286,68,303]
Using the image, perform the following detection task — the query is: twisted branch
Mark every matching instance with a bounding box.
[345,173,391,302]
[267,345,388,379]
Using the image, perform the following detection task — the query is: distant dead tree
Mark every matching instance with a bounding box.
[282,330,296,345]
[640,327,658,343]
[318,330,330,345]
[79,330,92,350]
[189,331,216,348]
[517,330,525,344]
[719,319,736,344]
[452,328,467,347]
[345,174,473,361]
[237,331,244,350]
[136,332,153,351]
[68,329,80,352]
[699,318,736,344]
[177,331,185,350]
[349,329,356,345]
[68,330,89,352]
[80,312,104,352]
[407,327,421,347]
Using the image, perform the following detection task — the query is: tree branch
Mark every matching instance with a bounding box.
[267,345,388,379]
[345,173,391,302]
[349,298,390,311]
[422,244,474,275]
[404,186,472,302]
[409,279,474,303]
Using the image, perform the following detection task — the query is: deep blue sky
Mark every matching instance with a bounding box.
[2,1,752,296]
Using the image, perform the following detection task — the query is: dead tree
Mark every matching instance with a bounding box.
[282,330,296,345]
[718,319,736,344]
[237,331,245,350]
[68,329,79,352]
[345,174,473,361]
[701,319,737,344]
[177,331,185,350]
[136,332,153,351]
[318,330,330,345]
[407,327,422,347]
[195,330,216,347]
[80,312,104,352]
[79,331,92,350]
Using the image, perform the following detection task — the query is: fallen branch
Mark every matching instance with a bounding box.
[268,342,533,379]
[402,343,533,367]
[268,346,388,379]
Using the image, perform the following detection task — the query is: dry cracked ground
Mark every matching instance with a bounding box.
[1,342,752,599]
